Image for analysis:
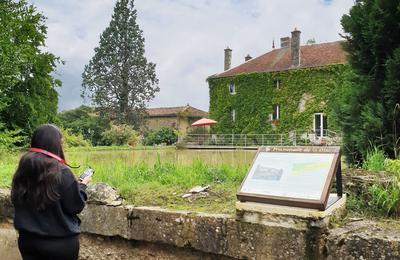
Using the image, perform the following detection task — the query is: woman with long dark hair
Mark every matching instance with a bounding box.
[11,124,91,260]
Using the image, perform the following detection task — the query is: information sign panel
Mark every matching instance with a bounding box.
[236,146,341,210]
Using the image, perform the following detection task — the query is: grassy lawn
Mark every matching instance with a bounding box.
[0,151,18,188]
[0,148,247,215]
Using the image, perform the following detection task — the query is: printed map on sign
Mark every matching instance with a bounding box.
[240,152,335,200]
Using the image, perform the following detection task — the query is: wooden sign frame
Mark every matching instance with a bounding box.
[236,146,342,210]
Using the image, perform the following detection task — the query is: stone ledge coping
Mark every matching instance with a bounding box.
[236,194,346,220]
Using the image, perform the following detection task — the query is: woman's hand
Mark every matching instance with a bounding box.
[80,175,92,186]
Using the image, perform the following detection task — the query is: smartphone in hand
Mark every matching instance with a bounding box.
[79,167,94,181]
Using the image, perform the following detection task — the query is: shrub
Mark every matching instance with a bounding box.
[61,128,91,148]
[58,105,109,146]
[127,134,139,147]
[101,123,139,146]
[143,127,178,145]
[385,159,400,174]
[0,123,26,149]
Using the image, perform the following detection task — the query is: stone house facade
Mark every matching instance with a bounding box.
[144,105,208,135]
[207,29,349,139]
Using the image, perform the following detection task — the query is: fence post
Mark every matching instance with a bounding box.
[232,134,234,147]
[280,134,283,146]
[244,135,247,147]
[262,134,264,146]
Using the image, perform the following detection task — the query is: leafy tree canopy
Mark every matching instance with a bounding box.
[338,0,400,163]
[82,0,159,129]
[0,0,61,134]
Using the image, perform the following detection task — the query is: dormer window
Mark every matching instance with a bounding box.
[229,82,236,94]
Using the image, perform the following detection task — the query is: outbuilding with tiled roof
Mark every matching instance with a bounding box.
[144,104,208,135]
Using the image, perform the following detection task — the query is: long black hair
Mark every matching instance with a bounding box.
[11,124,65,210]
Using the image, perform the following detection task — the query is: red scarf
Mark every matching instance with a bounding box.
[28,148,79,168]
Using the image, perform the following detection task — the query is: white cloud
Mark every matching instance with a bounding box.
[29,0,354,112]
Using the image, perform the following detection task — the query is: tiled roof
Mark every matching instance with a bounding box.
[146,105,208,118]
[210,41,347,78]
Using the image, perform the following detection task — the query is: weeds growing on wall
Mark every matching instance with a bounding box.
[368,182,400,217]
[348,148,400,217]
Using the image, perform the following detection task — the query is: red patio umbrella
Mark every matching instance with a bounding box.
[191,118,217,144]
[191,118,217,126]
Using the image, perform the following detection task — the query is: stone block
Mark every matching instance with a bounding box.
[235,195,347,259]
[80,204,131,238]
[126,206,194,246]
[326,220,400,259]
[0,189,13,219]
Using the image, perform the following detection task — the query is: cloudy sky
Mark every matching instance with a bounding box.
[29,0,354,112]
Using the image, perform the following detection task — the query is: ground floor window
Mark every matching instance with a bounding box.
[270,104,280,120]
[314,113,327,137]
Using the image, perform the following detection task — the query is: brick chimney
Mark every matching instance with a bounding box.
[245,54,252,62]
[291,28,301,67]
[224,47,232,71]
[280,37,291,48]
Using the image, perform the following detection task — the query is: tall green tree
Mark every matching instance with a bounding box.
[58,105,108,146]
[338,0,400,163]
[82,0,159,128]
[0,0,61,134]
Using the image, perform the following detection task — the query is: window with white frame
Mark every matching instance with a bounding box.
[274,79,281,89]
[229,82,236,94]
[314,113,327,137]
[230,108,236,122]
[271,104,280,120]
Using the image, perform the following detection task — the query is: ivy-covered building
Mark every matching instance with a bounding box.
[207,29,349,138]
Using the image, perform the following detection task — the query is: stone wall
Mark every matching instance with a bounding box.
[325,220,400,259]
[1,188,400,259]
[144,116,202,135]
[79,204,310,259]
[144,116,179,132]
[0,189,312,259]
[0,222,233,260]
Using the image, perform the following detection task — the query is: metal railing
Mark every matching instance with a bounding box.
[179,130,341,147]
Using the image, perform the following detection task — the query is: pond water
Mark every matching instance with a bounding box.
[66,148,257,167]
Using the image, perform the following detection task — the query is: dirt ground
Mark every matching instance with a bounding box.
[79,233,232,260]
[0,222,20,260]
